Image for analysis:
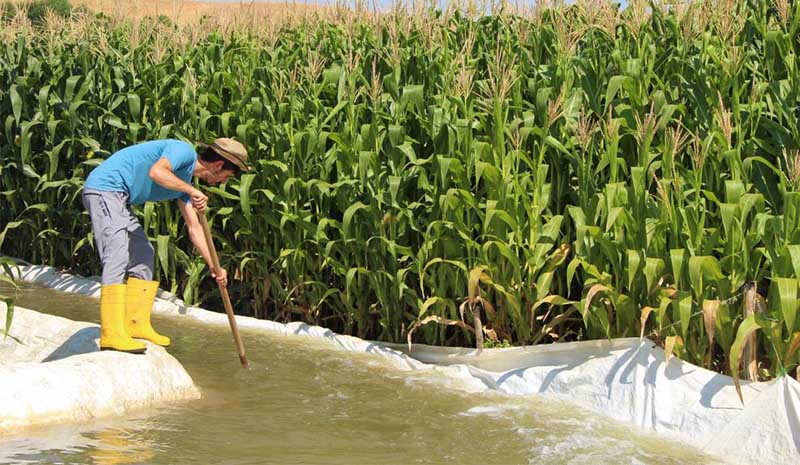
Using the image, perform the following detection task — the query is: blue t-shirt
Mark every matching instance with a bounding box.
[85,140,196,205]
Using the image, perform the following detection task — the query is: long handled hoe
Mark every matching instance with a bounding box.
[196,207,249,368]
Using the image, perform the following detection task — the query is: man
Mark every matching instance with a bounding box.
[82,138,251,353]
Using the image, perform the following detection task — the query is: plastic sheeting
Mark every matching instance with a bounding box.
[0,302,200,433]
[383,339,800,463]
[7,264,800,463]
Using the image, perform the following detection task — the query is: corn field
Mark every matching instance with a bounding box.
[1,0,800,386]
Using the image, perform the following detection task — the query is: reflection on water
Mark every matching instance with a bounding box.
[90,428,155,465]
[0,283,721,465]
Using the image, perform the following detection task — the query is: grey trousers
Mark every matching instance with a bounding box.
[81,189,155,285]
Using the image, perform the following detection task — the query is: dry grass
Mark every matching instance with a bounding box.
[10,0,328,25]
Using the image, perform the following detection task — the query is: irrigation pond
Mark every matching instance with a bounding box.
[0,282,718,465]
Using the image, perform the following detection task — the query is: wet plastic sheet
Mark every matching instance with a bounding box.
[9,264,800,463]
[382,338,800,464]
[0,304,200,432]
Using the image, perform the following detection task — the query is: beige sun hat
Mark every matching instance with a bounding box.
[199,137,251,172]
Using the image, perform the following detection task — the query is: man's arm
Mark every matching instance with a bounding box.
[149,157,208,210]
[178,199,228,286]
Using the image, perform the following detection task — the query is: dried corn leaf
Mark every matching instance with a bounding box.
[407,315,473,351]
[664,335,683,365]
[730,314,765,404]
[640,306,654,339]
[583,284,611,317]
[702,299,720,346]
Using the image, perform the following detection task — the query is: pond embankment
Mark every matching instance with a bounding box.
[0,302,200,433]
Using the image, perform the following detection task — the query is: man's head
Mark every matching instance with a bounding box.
[197,138,251,185]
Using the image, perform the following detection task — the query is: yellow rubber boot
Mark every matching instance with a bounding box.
[100,284,146,353]
[126,277,171,347]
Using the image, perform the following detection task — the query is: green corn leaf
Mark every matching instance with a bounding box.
[345,267,369,298]
[784,193,800,242]
[10,85,22,122]
[127,94,141,121]
[484,200,518,233]
[787,245,800,280]
[657,295,672,328]
[0,221,23,250]
[420,258,468,296]
[626,249,643,290]
[643,258,665,293]
[615,293,637,336]
[3,297,14,340]
[770,277,799,334]
[719,203,738,234]
[676,291,693,341]
[388,176,401,205]
[239,173,255,223]
[739,193,764,220]
[530,215,563,271]
[605,75,632,107]
[143,202,155,233]
[670,249,686,289]
[321,100,348,127]
[566,258,581,295]
[688,256,724,298]
[482,240,520,271]
[725,180,745,203]
[606,207,625,233]
[157,235,170,279]
[342,202,368,239]
[544,136,569,155]
[400,85,424,114]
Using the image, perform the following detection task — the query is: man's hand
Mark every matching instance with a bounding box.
[190,189,209,211]
[211,267,228,287]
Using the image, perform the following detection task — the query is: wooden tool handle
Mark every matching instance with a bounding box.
[196,208,249,368]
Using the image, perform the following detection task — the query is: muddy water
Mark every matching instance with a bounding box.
[0,283,718,465]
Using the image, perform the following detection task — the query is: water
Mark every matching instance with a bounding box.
[0,283,717,464]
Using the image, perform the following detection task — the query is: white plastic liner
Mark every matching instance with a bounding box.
[7,264,800,463]
[0,302,200,433]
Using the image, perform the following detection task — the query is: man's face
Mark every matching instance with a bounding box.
[205,161,238,185]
